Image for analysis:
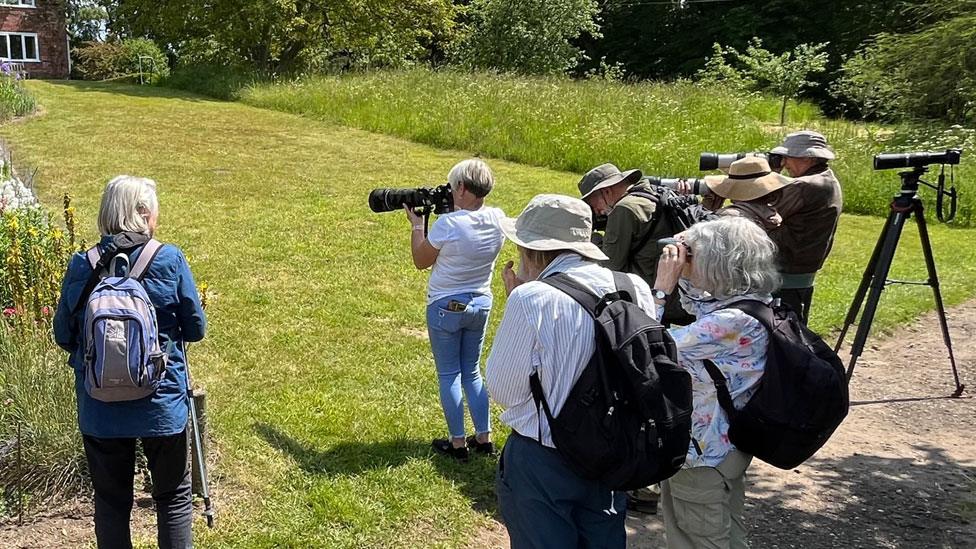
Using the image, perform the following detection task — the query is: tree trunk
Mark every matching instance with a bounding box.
[780,95,788,127]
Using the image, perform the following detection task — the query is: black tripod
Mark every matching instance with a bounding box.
[834,166,965,397]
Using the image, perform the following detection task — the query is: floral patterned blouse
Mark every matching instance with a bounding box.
[662,291,771,468]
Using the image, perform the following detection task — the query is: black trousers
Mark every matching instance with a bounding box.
[82,430,193,549]
[774,287,814,325]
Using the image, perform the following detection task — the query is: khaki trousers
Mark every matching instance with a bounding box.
[661,449,752,549]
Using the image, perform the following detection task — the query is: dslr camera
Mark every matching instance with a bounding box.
[368,184,454,215]
[699,151,783,172]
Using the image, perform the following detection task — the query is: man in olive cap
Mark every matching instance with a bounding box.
[579,163,690,327]
[767,130,843,324]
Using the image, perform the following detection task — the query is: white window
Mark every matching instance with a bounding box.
[0,33,40,63]
[0,1,37,7]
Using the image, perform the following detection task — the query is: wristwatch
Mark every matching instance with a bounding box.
[651,288,670,301]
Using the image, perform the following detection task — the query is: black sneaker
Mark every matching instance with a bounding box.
[465,435,496,456]
[432,439,469,462]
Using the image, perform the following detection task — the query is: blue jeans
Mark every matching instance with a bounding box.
[426,293,492,439]
[497,432,627,549]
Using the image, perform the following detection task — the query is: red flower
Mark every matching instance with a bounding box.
[739,337,751,346]
[40,306,52,316]
[2,307,17,317]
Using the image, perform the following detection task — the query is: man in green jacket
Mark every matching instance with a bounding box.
[580,163,695,327]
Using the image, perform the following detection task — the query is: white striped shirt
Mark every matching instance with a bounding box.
[485,253,656,448]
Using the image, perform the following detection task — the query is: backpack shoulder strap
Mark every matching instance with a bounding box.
[72,242,120,314]
[703,359,736,419]
[542,272,602,319]
[724,299,775,332]
[611,271,637,303]
[129,239,164,281]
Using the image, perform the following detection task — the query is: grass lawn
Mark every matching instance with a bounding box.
[2,80,975,547]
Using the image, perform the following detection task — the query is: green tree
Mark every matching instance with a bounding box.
[835,0,976,123]
[66,0,108,46]
[457,0,600,75]
[700,39,829,125]
[101,0,458,73]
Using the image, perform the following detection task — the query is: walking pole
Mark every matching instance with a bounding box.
[183,341,215,528]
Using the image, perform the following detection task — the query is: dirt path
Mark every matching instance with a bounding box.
[4,303,975,548]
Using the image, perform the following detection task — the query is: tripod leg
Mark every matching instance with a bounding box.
[846,210,909,381]
[835,213,894,353]
[913,203,966,397]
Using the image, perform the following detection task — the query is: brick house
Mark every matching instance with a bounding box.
[0,0,69,78]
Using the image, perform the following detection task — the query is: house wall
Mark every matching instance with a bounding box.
[0,1,69,78]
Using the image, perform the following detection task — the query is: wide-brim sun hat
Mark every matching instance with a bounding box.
[770,130,836,160]
[704,156,794,201]
[500,194,609,261]
[578,163,643,199]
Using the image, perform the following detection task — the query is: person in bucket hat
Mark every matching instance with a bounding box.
[486,194,656,548]
[765,130,843,324]
[704,156,795,230]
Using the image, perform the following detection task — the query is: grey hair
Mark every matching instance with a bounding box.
[97,175,159,236]
[448,159,494,198]
[683,216,781,298]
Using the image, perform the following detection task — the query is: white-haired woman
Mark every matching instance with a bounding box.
[651,216,779,549]
[404,159,505,460]
[54,176,206,549]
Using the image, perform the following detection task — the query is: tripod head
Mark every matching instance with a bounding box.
[892,165,958,222]
[877,149,961,222]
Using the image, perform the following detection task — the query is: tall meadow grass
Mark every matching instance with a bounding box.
[240,69,975,225]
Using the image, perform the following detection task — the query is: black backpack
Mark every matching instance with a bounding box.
[627,186,715,326]
[530,271,693,490]
[702,300,849,470]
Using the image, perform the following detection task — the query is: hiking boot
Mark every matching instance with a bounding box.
[432,439,469,462]
[626,488,659,515]
[466,435,496,456]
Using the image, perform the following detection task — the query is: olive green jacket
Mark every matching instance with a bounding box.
[600,182,658,285]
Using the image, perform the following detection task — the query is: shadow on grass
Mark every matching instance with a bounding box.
[253,422,499,516]
[37,79,223,103]
[744,445,976,548]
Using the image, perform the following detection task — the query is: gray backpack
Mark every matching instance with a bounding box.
[81,240,167,402]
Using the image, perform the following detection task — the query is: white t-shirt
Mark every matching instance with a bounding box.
[426,206,506,304]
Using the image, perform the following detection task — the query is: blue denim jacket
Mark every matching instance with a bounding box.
[53,235,207,438]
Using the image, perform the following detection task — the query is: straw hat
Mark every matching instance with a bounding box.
[578,163,643,199]
[704,157,794,201]
[500,194,608,261]
[771,130,836,160]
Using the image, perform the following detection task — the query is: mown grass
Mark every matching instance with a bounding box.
[2,80,975,546]
[238,69,976,226]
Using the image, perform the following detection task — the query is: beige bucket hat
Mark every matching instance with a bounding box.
[578,163,643,200]
[500,194,609,261]
[704,156,794,201]
[771,130,836,160]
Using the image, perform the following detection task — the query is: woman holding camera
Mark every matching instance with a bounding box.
[652,216,779,549]
[405,159,505,461]
[53,176,207,548]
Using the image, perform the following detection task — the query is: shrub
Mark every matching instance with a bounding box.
[72,38,170,84]
[835,14,976,124]
[0,66,37,122]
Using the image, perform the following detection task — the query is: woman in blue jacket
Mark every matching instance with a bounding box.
[54,175,206,549]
